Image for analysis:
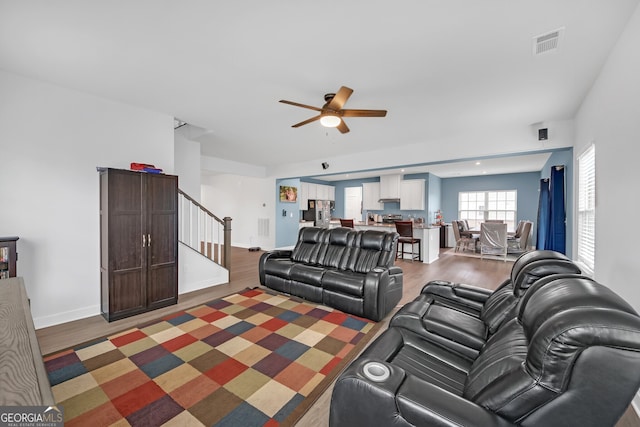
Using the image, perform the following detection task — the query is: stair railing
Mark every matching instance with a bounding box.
[178,189,232,270]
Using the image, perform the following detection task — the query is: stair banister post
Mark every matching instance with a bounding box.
[223,217,232,270]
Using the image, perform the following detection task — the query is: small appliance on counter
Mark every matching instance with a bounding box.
[382,214,403,223]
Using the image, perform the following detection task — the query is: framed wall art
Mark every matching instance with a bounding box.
[279,186,298,202]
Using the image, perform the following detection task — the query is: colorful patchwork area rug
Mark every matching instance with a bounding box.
[44,288,382,427]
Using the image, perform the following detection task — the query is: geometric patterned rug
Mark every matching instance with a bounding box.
[44,288,382,427]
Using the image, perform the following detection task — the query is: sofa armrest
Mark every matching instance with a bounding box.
[396,376,516,427]
[258,250,292,284]
[389,265,403,276]
[420,280,493,313]
[362,267,403,321]
[331,357,515,427]
[263,249,292,259]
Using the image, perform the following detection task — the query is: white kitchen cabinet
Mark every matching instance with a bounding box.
[316,183,329,200]
[363,182,383,210]
[307,183,317,200]
[299,182,309,209]
[379,174,402,199]
[400,179,425,210]
[300,182,334,204]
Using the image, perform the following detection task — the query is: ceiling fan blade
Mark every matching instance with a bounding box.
[337,119,350,134]
[292,115,322,128]
[325,86,354,110]
[279,100,323,112]
[341,109,387,117]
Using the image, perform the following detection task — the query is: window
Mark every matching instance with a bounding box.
[458,190,517,231]
[577,144,595,274]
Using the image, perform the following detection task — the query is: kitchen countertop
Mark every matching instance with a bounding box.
[299,220,441,229]
[352,221,441,229]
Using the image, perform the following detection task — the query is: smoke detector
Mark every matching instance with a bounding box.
[533,27,564,55]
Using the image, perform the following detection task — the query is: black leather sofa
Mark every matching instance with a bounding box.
[259,226,402,321]
[390,250,581,359]
[330,272,640,427]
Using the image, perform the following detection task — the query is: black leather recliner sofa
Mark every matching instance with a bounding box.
[330,273,640,427]
[259,226,403,321]
[390,250,581,359]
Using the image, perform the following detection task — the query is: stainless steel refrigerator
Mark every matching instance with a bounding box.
[303,200,331,227]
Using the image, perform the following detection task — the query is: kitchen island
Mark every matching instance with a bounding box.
[300,220,441,264]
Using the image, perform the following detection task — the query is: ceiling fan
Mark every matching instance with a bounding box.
[279,86,387,134]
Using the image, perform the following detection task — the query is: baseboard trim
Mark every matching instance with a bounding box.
[633,392,640,417]
[34,305,100,329]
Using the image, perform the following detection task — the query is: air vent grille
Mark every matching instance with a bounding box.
[533,28,564,55]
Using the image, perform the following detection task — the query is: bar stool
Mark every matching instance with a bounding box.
[395,221,421,261]
[340,219,355,228]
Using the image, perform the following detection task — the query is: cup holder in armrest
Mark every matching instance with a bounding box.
[362,361,390,382]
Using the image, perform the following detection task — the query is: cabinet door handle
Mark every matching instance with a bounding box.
[148,234,151,247]
[142,234,146,247]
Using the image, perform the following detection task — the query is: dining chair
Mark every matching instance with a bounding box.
[480,222,508,261]
[339,218,355,228]
[452,220,477,252]
[508,221,533,254]
[508,220,526,237]
[394,221,421,261]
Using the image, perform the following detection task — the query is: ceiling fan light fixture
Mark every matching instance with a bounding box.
[320,114,341,128]
[280,86,386,134]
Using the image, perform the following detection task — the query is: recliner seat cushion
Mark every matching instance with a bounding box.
[289,263,326,287]
[357,327,473,396]
[262,258,297,279]
[322,269,366,297]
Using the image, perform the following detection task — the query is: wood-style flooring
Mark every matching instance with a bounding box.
[36,247,640,427]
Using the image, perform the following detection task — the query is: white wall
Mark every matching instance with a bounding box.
[174,134,201,201]
[573,7,640,416]
[178,242,228,293]
[574,4,640,313]
[0,70,174,328]
[201,174,275,250]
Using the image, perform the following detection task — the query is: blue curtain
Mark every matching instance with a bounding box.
[547,165,566,253]
[536,178,550,250]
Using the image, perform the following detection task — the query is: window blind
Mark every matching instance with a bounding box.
[577,144,595,273]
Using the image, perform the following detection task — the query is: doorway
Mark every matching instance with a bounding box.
[344,187,362,221]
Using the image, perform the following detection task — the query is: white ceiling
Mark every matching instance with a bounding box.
[1,1,637,177]
[313,152,553,181]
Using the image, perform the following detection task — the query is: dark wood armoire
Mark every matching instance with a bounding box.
[99,168,178,321]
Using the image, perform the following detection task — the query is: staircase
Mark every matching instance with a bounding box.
[178,189,231,270]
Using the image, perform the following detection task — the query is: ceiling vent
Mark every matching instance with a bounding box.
[533,28,564,55]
